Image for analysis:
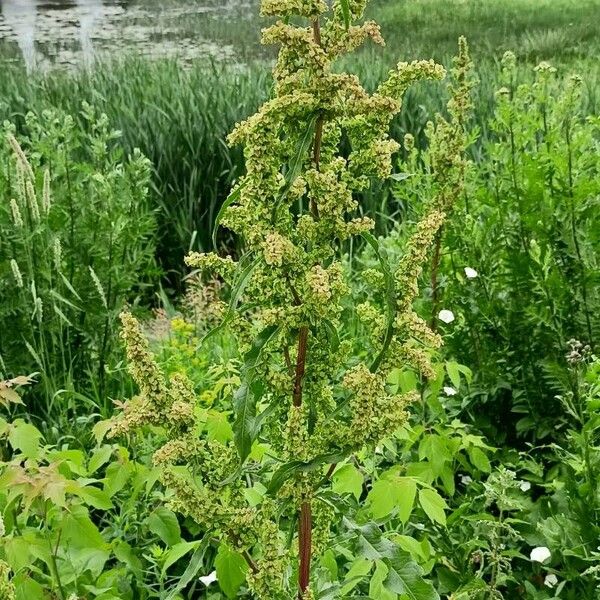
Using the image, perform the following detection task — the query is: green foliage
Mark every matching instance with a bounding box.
[107,1,474,598]
[0,108,157,417]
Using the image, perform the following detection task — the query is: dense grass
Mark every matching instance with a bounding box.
[0,0,598,289]
[367,0,600,65]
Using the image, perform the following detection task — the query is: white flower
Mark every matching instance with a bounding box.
[443,386,458,396]
[460,474,473,485]
[464,267,478,279]
[544,573,558,588]
[199,571,218,586]
[530,546,551,563]
[438,309,455,324]
[520,481,531,492]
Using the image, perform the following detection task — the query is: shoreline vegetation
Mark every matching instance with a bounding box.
[0,0,599,598]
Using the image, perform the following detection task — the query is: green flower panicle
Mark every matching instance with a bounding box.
[111,2,474,597]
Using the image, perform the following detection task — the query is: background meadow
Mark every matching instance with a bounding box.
[0,0,599,599]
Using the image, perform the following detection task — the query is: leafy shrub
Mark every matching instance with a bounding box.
[388,55,600,443]
[0,107,157,418]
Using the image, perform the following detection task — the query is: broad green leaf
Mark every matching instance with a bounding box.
[367,479,397,519]
[418,488,447,526]
[103,461,133,497]
[4,537,30,571]
[8,420,43,459]
[395,477,417,523]
[367,476,416,522]
[114,541,143,578]
[147,507,181,546]
[162,541,201,576]
[320,549,338,581]
[395,536,428,561]
[88,446,113,474]
[332,463,364,500]
[71,484,114,510]
[165,540,210,600]
[14,574,45,600]
[370,560,395,600]
[384,551,439,600]
[468,446,491,473]
[63,505,108,550]
[340,557,372,594]
[205,410,234,443]
[445,361,461,389]
[215,544,248,599]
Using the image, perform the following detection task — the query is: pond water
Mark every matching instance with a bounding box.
[0,0,261,71]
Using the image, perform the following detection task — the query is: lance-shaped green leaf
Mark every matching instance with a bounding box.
[271,114,318,221]
[212,182,244,248]
[340,0,351,30]
[361,232,396,372]
[233,324,280,462]
[200,255,260,346]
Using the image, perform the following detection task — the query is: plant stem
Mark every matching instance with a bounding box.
[429,227,443,330]
[298,501,312,597]
[292,327,309,408]
[293,17,326,597]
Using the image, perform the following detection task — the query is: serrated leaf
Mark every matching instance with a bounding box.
[468,446,491,473]
[332,463,364,500]
[384,551,439,600]
[418,488,447,526]
[8,420,42,459]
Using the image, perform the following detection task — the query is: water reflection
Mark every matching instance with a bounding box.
[0,0,252,70]
[75,0,107,66]
[1,0,39,71]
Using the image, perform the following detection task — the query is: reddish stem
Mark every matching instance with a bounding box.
[298,501,312,597]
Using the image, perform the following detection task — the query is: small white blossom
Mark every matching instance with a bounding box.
[460,474,473,485]
[443,386,458,396]
[438,309,455,324]
[530,546,551,563]
[520,481,531,492]
[544,573,558,588]
[199,571,218,586]
[464,267,478,279]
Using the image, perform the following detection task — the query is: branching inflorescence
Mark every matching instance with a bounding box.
[109,1,473,597]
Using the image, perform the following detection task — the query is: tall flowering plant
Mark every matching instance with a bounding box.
[110,1,472,597]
